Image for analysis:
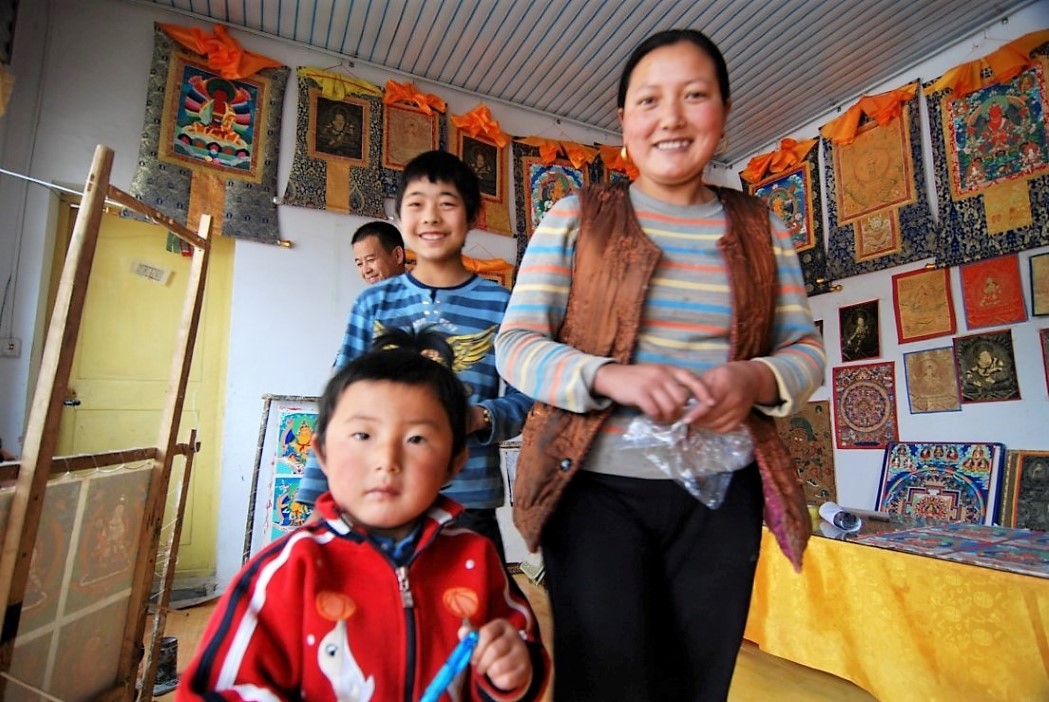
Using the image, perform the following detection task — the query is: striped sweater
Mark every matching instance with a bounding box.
[495,186,825,480]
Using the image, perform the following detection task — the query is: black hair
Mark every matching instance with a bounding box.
[616,29,731,109]
[314,327,469,458]
[394,150,481,224]
[351,220,405,254]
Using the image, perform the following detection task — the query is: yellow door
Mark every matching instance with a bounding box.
[49,202,232,579]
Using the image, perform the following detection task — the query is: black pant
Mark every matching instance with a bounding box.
[541,465,763,701]
[456,507,506,563]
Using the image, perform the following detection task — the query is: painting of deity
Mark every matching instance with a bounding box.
[753,167,814,251]
[310,94,367,162]
[463,135,500,199]
[523,158,587,236]
[891,266,956,343]
[952,329,1021,403]
[839,299,880,362]
[276,410,318,475]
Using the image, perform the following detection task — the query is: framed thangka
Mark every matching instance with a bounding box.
[925,33,1049,268]
[512,139,594,274]
[839,299,880,362]
[832,361,898,449]
[877,442,1004,525]
[903,347,961,414]
[1030,251,1049,316]
[281,67,385,218]
[245,394,319,561]
[959,254,1027,329]
[128,24,288,250]
[380,80,447,196]
[743,140,830,295]
[822,83,937,279]
[451,105,512,235]
[773,400,836,504]
[998,449,1049,530]
[952,329,1021,403]
[891,266,956,343]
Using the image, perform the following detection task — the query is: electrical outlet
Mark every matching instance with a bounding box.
[1,338,21,358]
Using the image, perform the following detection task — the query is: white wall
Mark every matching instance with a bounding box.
[1,0,1047,584]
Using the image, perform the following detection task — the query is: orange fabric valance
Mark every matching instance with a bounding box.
[925,29,1049,97]
[451,105,509,148]
[382,80,446,115]
[517,137,598,168]
[160,23,281,79]
[820,83,918,145]
[597,144,639,180]
[740,137,818,183]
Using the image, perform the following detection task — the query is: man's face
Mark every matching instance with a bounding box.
[353,235,404,285]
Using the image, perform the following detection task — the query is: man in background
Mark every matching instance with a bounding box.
[352,220,406,285]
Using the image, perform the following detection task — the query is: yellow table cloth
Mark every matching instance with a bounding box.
[745,527,1049,701]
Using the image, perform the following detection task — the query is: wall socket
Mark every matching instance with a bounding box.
[1,338,22,358]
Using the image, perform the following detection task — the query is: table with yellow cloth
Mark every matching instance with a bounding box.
[745,527,1049,701]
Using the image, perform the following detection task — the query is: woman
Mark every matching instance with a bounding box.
[495,29,825,700]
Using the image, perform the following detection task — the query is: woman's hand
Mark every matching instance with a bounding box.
[467,618,532,692]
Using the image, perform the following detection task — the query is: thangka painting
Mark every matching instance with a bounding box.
[832,361,898,449]
[1041,327,1049,394]
[959,254,1028,329]
[455,127,512,235]
[839,299,880,362]
[1028,251,1049,316]
[276,409,317,474]
[903,347,961,414]
[877,442,1004,525]
[17,478,81,636]
[774,400,836,504]
[926,44,1049,268]
[512,140,593,273]
[380,81,448,196]
[744,148,831,296]
[952,329,1021,403]
[891,267,956,343]
[128,24,289,250]
[999,450,1049,531]
[823,84,938,279]
[280,67,385,218]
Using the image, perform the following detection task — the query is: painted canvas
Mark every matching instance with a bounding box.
[903,347,961,413]
[455,128,512,235]
[877,442,1004,525]
[1031,251,1049,316]
[999,450,1049,530]
[959,254,1028,329]
[276,409,317,475]
[839,300,880,361]
[1042,327,1049,394]
[774,400,836,504]
[832,361,898,449]
[18,479,81,636]
[952,329,1021,403]
[891,266,956,343]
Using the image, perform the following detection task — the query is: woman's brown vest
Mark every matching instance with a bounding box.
[512,182,810,571]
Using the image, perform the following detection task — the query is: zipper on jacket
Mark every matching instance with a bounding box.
[398,565,418,702]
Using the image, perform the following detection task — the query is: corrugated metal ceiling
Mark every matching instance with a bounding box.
[132,0,1039,166]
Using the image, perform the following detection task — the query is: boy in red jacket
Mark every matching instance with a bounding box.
[178,329,548,701]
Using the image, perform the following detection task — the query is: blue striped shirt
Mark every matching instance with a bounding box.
[298,273,532,507]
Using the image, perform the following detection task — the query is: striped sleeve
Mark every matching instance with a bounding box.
[753,213,826,416]
[495,196,616,413]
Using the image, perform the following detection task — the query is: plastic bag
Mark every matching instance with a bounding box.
[621,403,754,509]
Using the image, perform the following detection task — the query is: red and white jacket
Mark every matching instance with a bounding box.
[177,493,549,701]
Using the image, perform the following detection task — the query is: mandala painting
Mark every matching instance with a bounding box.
[832,361,898,449]
[926,39,1049,267]
[877,442,1004,525]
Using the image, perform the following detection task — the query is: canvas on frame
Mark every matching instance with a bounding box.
[892,266,956,343]
[959,254,1028,329]
[1031,251,1049,316]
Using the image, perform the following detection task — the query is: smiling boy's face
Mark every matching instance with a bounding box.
[312,379,465,541]
[398,177,471,265]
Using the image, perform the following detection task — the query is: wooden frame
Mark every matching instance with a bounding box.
[0,145,212,700]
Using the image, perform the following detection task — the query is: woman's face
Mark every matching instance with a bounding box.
[618,41,730,205]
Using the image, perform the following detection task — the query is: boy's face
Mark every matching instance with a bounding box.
[312,379,465,541]
[398,178,471,265]
[353,235,404,285]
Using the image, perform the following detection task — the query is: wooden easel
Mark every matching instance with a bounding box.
[0,144,213,700]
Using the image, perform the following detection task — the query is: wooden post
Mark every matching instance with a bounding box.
[0,145,114,674]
